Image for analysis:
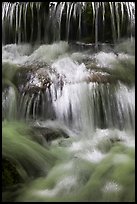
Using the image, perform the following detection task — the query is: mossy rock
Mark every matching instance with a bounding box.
[109,59,135,86]
[2,157,24,191]
[31,126,69,144]
[2,62,19,92]
[2,62,19,82]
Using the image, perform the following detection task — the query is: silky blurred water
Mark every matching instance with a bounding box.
[2,39,135,202]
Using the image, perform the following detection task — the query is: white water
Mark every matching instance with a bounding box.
[2,40,135,202]
[2,40,135,130]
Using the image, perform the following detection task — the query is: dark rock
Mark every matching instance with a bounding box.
[87,71,116,84]
[58,139,72,147]
[2,157,24,191]
[14,65,53,93]
[31,126,69,144]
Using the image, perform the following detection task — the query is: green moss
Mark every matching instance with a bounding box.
[2,158,23,190]
[110,59,135,86]
[2,121,58,179]
[2,62,19,82]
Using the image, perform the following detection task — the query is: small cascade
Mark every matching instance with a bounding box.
[2,86,17,120]
[2,2,135,44]
[16,72,134,132]
[2,2,135,203]
[2,42,133,134]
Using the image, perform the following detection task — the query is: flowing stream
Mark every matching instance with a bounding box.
[2,2,135,202]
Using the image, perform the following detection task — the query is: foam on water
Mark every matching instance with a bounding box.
[2,40,135,202]
[2,43,33,65]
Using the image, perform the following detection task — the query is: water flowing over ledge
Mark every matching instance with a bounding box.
[2,2,135,202]
[2,2,135,44]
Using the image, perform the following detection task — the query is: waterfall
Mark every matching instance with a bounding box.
[2,2,135,44]
[2,2,135,202]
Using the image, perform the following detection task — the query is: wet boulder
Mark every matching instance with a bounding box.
[13,65,53,93]
[31,126,69,145]
[87,71,116,84]
[2,157,24,191]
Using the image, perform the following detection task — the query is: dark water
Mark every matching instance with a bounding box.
[2,2,135,44]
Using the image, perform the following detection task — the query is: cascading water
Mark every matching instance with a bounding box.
[2,2,135,44]
[2,2,135,202]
